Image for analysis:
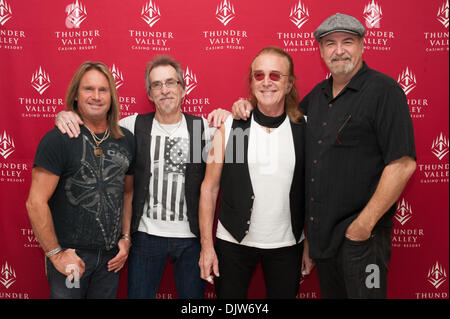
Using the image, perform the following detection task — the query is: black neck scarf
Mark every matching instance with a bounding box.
[253,105,286,128]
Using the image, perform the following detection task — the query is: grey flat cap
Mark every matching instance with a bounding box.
[314,13,366,42]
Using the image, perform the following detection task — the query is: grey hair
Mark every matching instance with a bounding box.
[145,55,186,95]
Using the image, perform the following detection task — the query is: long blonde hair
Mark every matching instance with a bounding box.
[65,61,124,139]
[249,46,303,123]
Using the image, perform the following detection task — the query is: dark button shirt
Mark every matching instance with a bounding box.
[299,62,416,259]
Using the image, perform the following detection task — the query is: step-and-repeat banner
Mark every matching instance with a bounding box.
[0,0,448,299]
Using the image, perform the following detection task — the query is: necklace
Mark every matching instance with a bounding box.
[84,125,110,157]
[155,118,182,137]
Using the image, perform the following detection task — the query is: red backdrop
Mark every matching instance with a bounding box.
[0,0,448,299]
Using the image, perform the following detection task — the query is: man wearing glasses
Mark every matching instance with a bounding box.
[55,55,215,298]
[230,14,417,298]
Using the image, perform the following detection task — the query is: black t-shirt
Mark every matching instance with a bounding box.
[34,126,135,250]
[299,62,416,259]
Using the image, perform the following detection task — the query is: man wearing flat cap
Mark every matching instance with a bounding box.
[228,13,417,298]
[300,13,417,298]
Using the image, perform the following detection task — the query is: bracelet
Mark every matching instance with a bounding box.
[121,233,130,238]
[45,247,62,258]
[121,237,130,241]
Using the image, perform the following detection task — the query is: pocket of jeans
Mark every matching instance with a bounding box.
[344,233,374,246]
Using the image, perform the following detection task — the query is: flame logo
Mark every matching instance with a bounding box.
[0,262,16,289]
[427,262,447,289]
[184,67,198,95]
[31,67,51,95]
[437,0,449,28]
[141,0,161,28]
[110,64,124,89]
[0,131,15,160]
[0,0,13,26]
[216,0,236,26]
[289,0,310,29]
[394,198,413,226]
[363,0,383,29]
[397,67,416,96]
[431,133,449,161]
[65,0,87,29]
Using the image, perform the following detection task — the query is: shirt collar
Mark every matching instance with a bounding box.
[321,61,370,98]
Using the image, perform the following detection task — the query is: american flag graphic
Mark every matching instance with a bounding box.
[146,135,189,222]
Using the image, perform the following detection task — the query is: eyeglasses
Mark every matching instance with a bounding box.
[253,71,288,82]
[150,79,180,91]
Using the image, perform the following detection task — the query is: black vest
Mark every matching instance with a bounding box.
[218,118,305,243]
[130,112,206,237]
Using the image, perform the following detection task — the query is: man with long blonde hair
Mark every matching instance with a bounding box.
[26,61,135,298]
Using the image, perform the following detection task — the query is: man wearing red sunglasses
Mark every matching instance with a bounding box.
[227,13,416,299]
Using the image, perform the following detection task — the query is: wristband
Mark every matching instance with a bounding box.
[45,247,62,258]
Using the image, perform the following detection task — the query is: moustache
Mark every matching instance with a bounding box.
[331,54,351,62]
[158,96,175,101]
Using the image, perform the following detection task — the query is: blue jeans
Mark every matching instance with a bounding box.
[46,248,120,299]
[127,232,205,299]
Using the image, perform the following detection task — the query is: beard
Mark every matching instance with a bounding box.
[328,53,355,75]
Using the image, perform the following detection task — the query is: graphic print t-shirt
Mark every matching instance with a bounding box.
[120,114,212,238]
[34,126,135,250]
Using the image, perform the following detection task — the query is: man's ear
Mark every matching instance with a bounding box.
[319,42,324,59]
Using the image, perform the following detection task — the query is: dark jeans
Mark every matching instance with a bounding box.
[127,232,205,299]
[315,226,392,299]
[214,239,303,299]
[46,248,120,299]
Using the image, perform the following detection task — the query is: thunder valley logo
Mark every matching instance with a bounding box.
[392,198,424,249]
[54,1,100,51]
[424,0,449,52]
[0,0,26,51]
[415,261,448,299]
[417,133,449,184]
[202,0,247,51]
[0,261,30,299]
[361,0,394,51]
[275,0,317,53]
[0,130,29,183]
[397,66,429,120]
[129,0,173,52]
[18,67,64,119]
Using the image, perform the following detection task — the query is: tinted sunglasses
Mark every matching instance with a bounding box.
[253,71,288,82]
